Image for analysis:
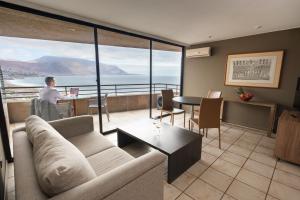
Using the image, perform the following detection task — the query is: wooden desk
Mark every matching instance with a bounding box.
[224,98,277,137]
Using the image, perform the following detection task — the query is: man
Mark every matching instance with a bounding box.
[39,77,65,104]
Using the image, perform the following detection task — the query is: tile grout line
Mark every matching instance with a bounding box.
[219,132,266,199]
[264,160,278,200]
[174,127,223,200]
[178,127,246,200]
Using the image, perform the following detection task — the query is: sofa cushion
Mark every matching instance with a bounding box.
[88,147,134,176]
[68,131,115,157]
[25,115,96,197]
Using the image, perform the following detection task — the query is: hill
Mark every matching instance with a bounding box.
[0,56,128,79]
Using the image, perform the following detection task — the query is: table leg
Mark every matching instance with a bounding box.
[191,105,194,119]
[73,99,77,116]
[268,105,277,137]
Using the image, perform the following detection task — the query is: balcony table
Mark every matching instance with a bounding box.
[172,96,202,118]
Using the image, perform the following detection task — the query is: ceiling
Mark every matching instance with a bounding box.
[12,0,300,45]
[0,7,181,51]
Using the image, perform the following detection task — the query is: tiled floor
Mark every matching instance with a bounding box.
[7,110,300,200]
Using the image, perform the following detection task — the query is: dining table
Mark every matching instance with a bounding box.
[172,96,203,118]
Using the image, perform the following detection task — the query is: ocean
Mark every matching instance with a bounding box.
[6,75,180,96]
[7,75,180,86]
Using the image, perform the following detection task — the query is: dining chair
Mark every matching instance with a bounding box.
[193,90,222,117]
[207,90,222,98]
[189,98,223,149]
[88,93,110,121]
[160,89,186,127]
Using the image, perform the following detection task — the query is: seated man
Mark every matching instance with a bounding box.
[39,76,65,104]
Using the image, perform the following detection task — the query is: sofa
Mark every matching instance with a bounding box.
[13,115,166,200]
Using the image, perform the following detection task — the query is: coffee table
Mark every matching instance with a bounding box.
[117,119,202,183]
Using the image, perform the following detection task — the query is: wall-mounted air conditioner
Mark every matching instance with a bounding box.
[186,47,211,58]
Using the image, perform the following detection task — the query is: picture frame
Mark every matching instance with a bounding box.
[225,51,284,88]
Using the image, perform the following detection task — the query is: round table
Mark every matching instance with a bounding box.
[172,96,202,118]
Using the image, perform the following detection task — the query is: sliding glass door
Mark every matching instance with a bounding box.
[97,29,150,132]
[151,42,183,123]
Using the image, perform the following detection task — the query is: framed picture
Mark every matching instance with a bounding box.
[225,51,284,88]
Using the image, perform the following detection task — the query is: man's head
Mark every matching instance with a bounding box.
[45,76,56,87]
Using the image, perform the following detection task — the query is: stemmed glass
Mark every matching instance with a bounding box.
[152,119,162,136]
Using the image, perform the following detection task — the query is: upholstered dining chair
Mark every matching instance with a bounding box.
[207,90,222,98]
[189,98,223,149]
[88,93,110,121]
[160,89,186,127]
[194,90,222,117]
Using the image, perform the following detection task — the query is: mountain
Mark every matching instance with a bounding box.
[0,56,127,79]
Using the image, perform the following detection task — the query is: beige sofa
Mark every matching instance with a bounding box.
[13,115,166,200]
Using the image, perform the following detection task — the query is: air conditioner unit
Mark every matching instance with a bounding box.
[186,47,211,58]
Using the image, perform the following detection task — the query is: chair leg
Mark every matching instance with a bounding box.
[160,110,163,122]
[206,128,208,138]
[105,106,110,122]
[172,114,174,126]
[183,111,186,128]
[218,127,221,149]
[188,120,191,131]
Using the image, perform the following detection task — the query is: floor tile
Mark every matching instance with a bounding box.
[227,180,266,200]
[211,159,241,178]
[234,139,257,150]
[199,152,218,166]
[273,169,300,190]
[227,145,252,158]
[209,139,231,150]
[221,194,237,200]
[276,160,300,177]
[164,182,181,200]
[187,162,208,177]
[249,152,276,167]
[219,151,247,167]
[236,168,270,193]
[254,146,274,156]
[176,193,194,200]
[224,127,245,136]
[200,168,234,192]
[185,179,223,200]
[258,140,275,149]
[266,195,279,200]
[172,172,196,191]
[203,136,215,144]
[269,181,300,200]
[243,159,274,178]
[203,145,224,157]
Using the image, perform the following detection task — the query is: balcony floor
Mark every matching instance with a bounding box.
[7,109,300,200]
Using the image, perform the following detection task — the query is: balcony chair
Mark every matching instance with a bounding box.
[160,89,185,127]
[88,93,110,121]
[189,98,223,149]
[31,98,72,121]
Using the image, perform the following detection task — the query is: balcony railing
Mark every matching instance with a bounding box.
[2,83,180,99]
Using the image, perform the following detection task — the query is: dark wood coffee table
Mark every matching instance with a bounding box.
[117,119,202,183]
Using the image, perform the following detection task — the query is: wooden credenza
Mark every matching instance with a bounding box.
[274,110,300,165]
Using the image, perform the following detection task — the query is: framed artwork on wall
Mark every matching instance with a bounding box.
[225,51,284,88]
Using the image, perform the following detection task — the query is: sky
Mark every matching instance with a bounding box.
[0,36,182,76]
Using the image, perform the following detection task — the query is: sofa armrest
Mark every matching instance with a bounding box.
[50,150,167,200]
[49,115,94,138]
